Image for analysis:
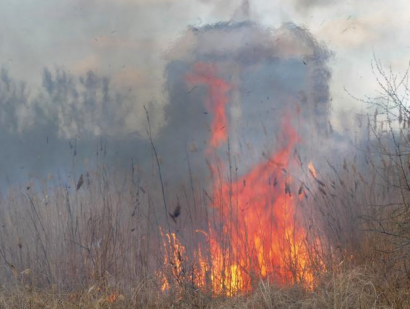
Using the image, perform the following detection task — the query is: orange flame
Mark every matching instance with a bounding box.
[105,293,118,303]
[158,229,186,292]
[308,161,317,178]
[186,62,231,148]
[207,122,316,295]
[158,62,321,296]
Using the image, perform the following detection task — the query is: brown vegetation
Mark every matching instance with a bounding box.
[1,62,410,308]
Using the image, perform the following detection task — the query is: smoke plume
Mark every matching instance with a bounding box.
[0,19,332,191]
[157,21,332,183]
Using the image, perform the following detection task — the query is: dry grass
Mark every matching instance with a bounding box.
[0,148,410,307]
[2,65,410,307]
[0,146,410,308]
[1,266,409,308]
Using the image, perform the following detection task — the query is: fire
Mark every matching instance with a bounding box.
[105,293,118,303]
[186,62,231,148]
[308,161,317,178]
[158,62,321,296]
[158,229,187,292]
[206,122,315,295]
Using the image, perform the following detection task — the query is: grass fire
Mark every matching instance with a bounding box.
[1,1,410,308]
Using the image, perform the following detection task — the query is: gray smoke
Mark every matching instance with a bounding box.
[0,68,149,187]
[292,0,338,11]
[156,21,332,182]
[0,20,333,190]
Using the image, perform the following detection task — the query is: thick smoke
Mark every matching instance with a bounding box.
[156,21,332,183]
[0,20,333,191]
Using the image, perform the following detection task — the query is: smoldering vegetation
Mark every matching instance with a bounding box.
[0,21,410,308]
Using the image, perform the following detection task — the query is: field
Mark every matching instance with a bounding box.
[2,111,410,308]
[1,24,410,308]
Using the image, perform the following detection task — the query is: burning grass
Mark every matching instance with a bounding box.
[1,266,409,308]
[0,144,408,306]
[1,99,410,306]
[1,51,410,307]
[1,138,410,307]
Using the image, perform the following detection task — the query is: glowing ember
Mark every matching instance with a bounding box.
[105,293,118,303]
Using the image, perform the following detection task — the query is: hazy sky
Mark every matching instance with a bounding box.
[1,0,408,129]
[0,0,408,185]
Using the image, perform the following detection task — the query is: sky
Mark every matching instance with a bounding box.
[0,0,409,185]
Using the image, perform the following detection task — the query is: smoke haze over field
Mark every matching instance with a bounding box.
[0,19,333,189]
[0,0,408,186]
[1,1,409,299]
[157,21,332,183]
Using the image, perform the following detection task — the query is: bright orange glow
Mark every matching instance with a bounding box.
[308,161,317,178]
[186,62,231,148]
[206,121,316,295]
[158,62,321,297]
[105,293,118,303]
[158,228,186,292]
